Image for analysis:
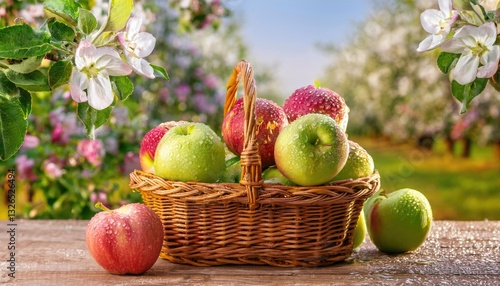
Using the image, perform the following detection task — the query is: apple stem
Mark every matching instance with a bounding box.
[95,201,111,212]
[314,80,322,88]
[380,189,388,198]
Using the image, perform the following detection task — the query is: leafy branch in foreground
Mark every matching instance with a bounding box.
[0,0,168,161]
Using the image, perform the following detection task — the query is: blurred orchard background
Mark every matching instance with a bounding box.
[1,0,499,220]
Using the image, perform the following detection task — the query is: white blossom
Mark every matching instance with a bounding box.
[70,41,132,110]
[441,22,500,85]
[417,0,459,52]
[118,17,156,79]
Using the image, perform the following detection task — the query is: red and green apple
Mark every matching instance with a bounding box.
[86,203,164,275]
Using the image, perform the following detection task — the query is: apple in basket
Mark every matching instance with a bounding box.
[331,140,375,182]
[283,84,349,131]
[352,211,367,250]
[139,121,186,173]
[219,156,241,183]
[274,113,349,186]
[262,165,297,186]
[86,203,164,275]
[222,97,289,168]
[154,122,226,183]
[364,188,433,254]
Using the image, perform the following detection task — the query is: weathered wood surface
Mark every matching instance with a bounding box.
[0,220,499,285]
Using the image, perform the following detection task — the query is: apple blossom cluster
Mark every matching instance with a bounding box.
[70,17,157,111]
[417,0,500,112]
[0,0,168,162]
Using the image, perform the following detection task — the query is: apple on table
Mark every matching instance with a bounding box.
[364,188,433,254]
[86,203,164,275]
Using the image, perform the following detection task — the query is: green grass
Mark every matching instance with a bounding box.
[352,137,500,221]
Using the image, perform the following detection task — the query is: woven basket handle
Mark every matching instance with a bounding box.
[224,60,262,206]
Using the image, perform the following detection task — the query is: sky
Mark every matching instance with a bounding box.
[230,0,373,98]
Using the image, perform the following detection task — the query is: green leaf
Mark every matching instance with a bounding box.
[6,55,44,74]
[47,18,75,42]
[453,0,473,10]
[43,0,81,24]
[78,8,98,35]
[77,102,113,138]
[0,24,52,59]
[0,95,28,161]
[151,64,169,80]
[0,71,19,97]
[458,10,483,26]
[451,78,488,113]
[5,70,50,92]
[486,11,498,21]
[102,0,134,32]
[110,76,134,101]
[18,89,32,119]
[48,60,72,90]
[437,52,460,74]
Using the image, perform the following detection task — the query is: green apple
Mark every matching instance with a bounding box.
[332,140,374,181]
[274,113,349,186]
[154,122,226,183]
[352,211,366,250]
[262,166,297,186]
[364,188,433,254]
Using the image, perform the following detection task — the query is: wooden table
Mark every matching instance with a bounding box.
[1,220,498,285]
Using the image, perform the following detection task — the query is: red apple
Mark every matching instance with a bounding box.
[139,121,185,173]
[222,97,288,168]
[283,85,349,131]
[86,202,164,275]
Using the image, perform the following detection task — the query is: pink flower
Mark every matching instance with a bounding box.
[77,139,105,167]
[21,134,40,150]
[175,84,191,102]
[49,108,81,144]
[15,155,37,181]
[203,74,219,89]
[51,123,64,144]
[194,93,217,114]
[43,160,65,179]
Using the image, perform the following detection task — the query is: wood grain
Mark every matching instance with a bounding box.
[1,220,498,285]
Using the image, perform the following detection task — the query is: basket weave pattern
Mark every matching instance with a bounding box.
[129,60,380,267]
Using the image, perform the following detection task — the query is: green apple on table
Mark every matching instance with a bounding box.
[274,113,349,186]
[364,188,433,254]
[154,122,226,183]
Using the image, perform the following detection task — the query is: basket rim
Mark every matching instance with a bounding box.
[129,169,380,205]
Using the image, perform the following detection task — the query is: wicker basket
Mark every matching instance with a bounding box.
[129,60,380,267]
